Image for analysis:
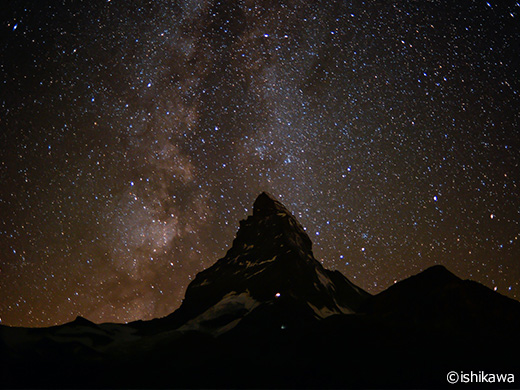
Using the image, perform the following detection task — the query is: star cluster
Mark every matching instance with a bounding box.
[1,0,519,326]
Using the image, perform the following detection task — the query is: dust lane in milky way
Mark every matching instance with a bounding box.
[1,0,519,326]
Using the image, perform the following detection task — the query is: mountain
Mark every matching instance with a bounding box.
[362,264,520,334]
[163,192,370,335]
[1,193,519,389]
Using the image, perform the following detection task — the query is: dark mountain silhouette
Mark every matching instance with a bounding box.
[1,193,519,388]
[160,192,369,335]
[362,264,520,334]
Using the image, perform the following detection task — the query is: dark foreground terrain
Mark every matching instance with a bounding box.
[2,193,519,388]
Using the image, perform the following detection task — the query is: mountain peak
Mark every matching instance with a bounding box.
[247,192,312,254]
[169,193,369,334]
[253,192,289,218]
[360,264,461,316]
[71,316,94,326]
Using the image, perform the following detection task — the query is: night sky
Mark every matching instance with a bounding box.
[1,0,519,327]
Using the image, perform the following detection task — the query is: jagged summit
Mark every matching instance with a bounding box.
[169,192,369,334]
[252,191,290,217]
[230,192,313,259]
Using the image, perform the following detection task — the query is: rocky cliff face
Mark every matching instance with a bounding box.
[170,192,369,335]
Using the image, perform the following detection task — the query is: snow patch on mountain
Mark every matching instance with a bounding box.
[307,302,340,318]
[316,268,334,289]
[178,290,259,335]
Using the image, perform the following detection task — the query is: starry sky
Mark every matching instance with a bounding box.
[1,0,519,327]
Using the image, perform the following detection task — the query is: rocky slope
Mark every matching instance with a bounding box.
[164,192,370,335]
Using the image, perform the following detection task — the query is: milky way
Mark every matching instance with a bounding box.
[1,0,519,326]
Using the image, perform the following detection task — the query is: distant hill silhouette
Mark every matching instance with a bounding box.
[1,193,519,388]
